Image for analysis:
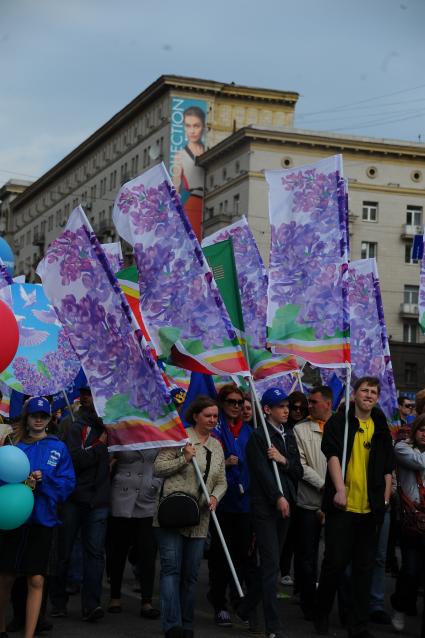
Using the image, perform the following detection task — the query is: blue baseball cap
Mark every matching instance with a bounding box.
[261,387,288,407]
[27,397,51,416]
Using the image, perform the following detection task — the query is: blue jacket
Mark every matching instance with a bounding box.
[213,418,251,513]
[17,436,76,527]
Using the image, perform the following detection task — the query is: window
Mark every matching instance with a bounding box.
[109,171,117,190]
[209,175,215,188]
[143,149,148,168]
[219,202,223,214]
[131,155,139,175]
[405,240,419,264]
[100,178,106,197]
[64,204,70,220]
[235,160,240,173]
[90,185,97,201]
[26,231,31,245]
[404,361,418,385]
[233,194,240,215]
[206,207,214,219]
[224,200,228,213]
[361,242,377,259]
[222,168,227,180]
[362,201,378,222]
[120,163,128,181]
[406,205,423,228]
[403,321,418,343]
[48,215,53,232]
[40,221,46,235]
[404,285,419,304]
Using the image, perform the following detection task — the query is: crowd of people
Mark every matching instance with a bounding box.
[0,377,424,638]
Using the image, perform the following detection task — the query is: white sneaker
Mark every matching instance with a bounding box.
[391,611,405,632]
[280,575,293,586]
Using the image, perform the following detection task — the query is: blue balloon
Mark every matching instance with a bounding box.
[0,237,14,276]
[0,445,30,483]
[0,483,34,530]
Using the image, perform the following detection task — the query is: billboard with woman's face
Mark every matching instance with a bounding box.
[169,97,208,239]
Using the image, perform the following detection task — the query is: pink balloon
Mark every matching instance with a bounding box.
[0,299,19,373]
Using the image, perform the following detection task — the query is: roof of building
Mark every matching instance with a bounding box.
[11,75,300,210]
[197,125,425,165]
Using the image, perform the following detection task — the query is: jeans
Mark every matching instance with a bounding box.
[316,510,379,634]
[155,527,205,633]
[295,506,322,613]
[370,510,390,612]
[50,501,108,613]
[391,535,425,615]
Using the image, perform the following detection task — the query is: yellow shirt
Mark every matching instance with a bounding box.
[345,417,374,514]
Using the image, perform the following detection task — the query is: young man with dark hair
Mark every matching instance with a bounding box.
[242,388,303,638]
[397,396,414,425]
[314,377,394,638]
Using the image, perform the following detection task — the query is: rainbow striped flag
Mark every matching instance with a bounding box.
[113,163,249,377]
[266,155,350,368]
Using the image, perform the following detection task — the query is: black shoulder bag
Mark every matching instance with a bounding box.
[158,448,212,528]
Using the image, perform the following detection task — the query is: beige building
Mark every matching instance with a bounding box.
[4,75,425,392]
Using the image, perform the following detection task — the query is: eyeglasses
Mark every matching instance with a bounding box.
[224,399,244,407]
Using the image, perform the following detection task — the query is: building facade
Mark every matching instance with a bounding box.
[4,75,425,392]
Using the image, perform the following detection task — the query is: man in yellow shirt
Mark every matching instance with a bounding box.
[314,377,393,638]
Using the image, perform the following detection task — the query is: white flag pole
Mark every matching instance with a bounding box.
[341,363,352,479]
[247,375,285,495]
[191,457,244,598]
[62,389,75,422]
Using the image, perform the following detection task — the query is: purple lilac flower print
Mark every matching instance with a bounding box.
[267,158,350,344]
[39,208,173,420]
[114,169,240,355]
[202,217,268,349]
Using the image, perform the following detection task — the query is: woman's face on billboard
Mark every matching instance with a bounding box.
[184,115,204,143]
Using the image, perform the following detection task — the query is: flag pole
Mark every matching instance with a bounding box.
[341,363,352,478]
[62,389,75,422]
[191,457,244,598]
[241,341,258,430]
[247,375,285,495]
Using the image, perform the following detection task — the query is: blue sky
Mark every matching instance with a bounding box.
[1,0,424,187]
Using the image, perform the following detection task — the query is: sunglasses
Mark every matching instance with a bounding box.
[405,404,414,409]
[291,405,303,411]
[224,399,244,407]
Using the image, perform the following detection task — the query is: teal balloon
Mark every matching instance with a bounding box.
[0,446,30,483]
[0,483,34,530]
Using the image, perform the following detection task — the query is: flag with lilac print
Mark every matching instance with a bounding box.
[266,155,350,367]
[112,163,249,377]
[348,258,399,426]
[202,217,298,380]
[36,206,188,452]
[419,235,425,334]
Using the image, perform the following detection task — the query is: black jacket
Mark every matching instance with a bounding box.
[246,421,303,516]
[321,406,394,519]
[64,410,110,508]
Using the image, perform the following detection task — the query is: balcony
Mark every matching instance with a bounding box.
[33,233,45,248]
[400,302,419,317]
[401,223,423,239]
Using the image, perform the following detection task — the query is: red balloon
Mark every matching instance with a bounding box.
[0,299,19,373]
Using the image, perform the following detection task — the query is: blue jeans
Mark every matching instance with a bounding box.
[50,502,108,613]
[370,510,390,612]
[155,527,205,633]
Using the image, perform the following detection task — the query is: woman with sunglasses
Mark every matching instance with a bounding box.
[0,397,75,638]
[208,384,252,627]
[288,391,309,429]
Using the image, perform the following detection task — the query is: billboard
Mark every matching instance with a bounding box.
[169,96,208,240]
